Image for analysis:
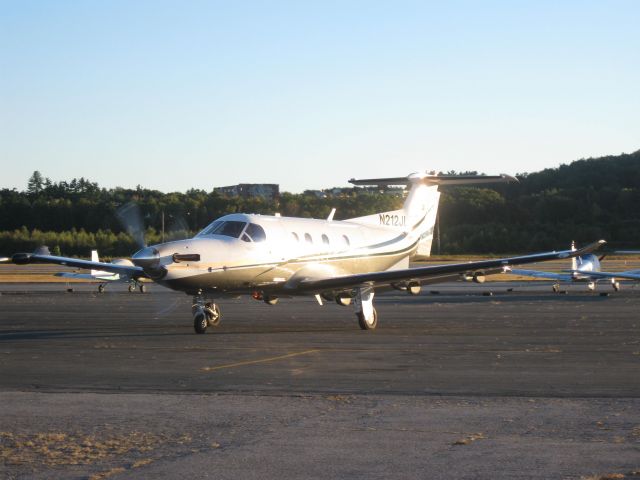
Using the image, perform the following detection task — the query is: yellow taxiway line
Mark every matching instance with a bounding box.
[201,349,320,372]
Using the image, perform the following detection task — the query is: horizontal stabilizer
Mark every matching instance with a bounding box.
[349,173,516,187]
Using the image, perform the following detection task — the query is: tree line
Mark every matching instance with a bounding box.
[1,150,638,256]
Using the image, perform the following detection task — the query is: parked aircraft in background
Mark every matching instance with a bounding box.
[55,250,147,293]
[508,242,638,292]
[0,257,8,263]
[8,172,604,334]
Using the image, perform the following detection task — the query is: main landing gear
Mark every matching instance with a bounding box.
[128,282,146,293]
[192,295,221,334]
[354,287,378,330]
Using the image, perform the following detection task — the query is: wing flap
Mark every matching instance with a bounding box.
[507,269,572,281]
[580,270,640,281]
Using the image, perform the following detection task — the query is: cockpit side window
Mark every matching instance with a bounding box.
[198,220,246,238]
[244,223,266,242]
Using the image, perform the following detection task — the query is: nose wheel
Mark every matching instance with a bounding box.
[192,297,221,334]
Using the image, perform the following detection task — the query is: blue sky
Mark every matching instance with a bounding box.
[1,1,638,192]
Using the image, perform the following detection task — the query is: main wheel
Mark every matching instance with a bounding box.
[98,284,105,294]
[613,282,621,292]
[205,303,221,326]
[552,284,560,293]
[128,284,134,293]
[139,284,146,293]
[357,307,378,330]
[194,311,208,334]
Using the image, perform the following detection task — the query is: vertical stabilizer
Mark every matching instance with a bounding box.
[90,250,101,277]
[348,173,515,258]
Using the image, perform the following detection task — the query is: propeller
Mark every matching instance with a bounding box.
[116,202,146,249]
[115,202,187,319]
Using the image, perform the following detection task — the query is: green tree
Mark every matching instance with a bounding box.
[27,171,45,195]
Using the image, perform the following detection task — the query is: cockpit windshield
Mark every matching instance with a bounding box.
[197,220,267,242]
[197,220,247,238]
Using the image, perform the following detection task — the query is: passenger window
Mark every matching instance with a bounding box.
[342,235,350,246]
[321,234,330,245]
[244,223,267,242]
[291,232,299,242]
[304,233,313,244]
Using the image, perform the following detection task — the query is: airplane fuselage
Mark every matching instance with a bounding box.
[139,213,422,295]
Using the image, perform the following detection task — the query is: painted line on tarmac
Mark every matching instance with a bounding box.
[201,349,320,372]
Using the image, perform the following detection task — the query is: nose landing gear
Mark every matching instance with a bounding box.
[192,296,221,334]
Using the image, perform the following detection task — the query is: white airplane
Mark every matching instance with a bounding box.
[54,250,147,293]
[8,172,604,334]
[507,242,638,292]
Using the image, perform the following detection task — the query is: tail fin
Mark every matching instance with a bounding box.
[348,172,516,258]
[90,250,101,276]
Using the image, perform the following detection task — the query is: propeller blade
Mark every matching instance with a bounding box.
[116,202,146,249]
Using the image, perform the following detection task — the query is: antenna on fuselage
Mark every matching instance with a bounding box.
[327,208,336,221]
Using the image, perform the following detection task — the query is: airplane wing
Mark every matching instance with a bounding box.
[291,241,605,292]
[577,270,640,281]
[55,272,122,281]
[506,269,573,282]
[11,250,146,279]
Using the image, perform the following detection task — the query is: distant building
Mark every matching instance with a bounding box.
[214,183,279,200]
[303,190,327,199]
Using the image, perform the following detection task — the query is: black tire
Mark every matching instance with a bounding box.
[139,284,146,294]
[98,285,105,294]
[128,284,134,293]
[357,307,378,330]
[194,312,208,334]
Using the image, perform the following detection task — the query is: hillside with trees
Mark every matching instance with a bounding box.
[0,150,638,256]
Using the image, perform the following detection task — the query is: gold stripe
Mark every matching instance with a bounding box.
[201,349,320,372]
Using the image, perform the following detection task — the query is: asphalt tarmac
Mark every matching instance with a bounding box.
[1,282,639,479]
